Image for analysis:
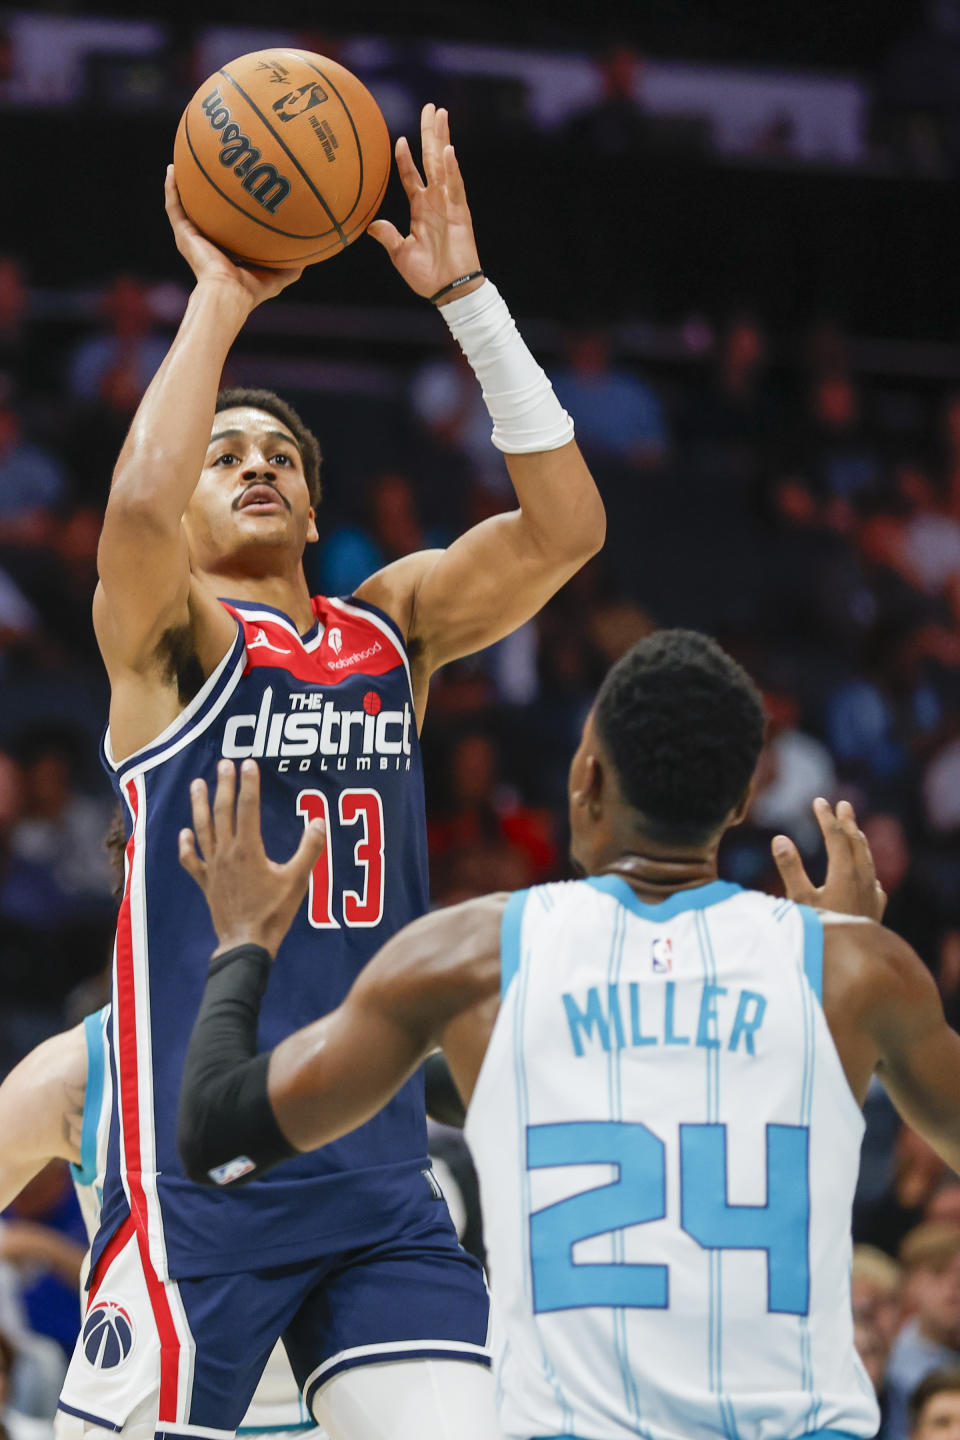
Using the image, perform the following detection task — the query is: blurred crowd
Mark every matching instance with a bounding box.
[0,158,960,1422]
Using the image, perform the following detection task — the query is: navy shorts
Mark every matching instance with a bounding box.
[59,1202,490,1437]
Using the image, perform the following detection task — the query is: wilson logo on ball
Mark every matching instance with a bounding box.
[200,88,292,214]
[82,1301,135,1370]
[273,82,328,122]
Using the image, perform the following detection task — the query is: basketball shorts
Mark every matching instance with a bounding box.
[57,1199,490,1437]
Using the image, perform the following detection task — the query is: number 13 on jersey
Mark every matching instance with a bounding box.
[297,788,385,928]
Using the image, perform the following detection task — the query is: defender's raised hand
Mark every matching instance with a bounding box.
[772,797,887,921]
[367,104,483,302]
[179,760,326,958]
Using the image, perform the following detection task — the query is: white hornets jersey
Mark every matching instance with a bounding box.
[71,1008,319,1438]
[464,877,879,1440]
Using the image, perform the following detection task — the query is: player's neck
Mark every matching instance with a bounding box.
[593,827,720,902]
[203,565,316,633]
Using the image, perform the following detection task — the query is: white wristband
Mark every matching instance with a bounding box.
[438,280,575,455]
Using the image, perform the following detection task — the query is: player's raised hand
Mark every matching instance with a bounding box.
[772,797,887,921]
[179,759,326,958]
[165,167,304,310]
[367,104,483,302]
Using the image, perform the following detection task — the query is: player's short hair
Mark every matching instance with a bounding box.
[909,1367,960,1430]
[593,628,766,847]
[215,387,322,508]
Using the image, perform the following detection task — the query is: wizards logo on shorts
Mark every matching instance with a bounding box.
[82,1301,135,1369]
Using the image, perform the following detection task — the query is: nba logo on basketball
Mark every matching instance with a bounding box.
[651,937,673,974]
[82,1301,134,1369]
[328,626,343,655]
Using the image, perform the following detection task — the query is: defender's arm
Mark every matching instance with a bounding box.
[176,761,504,1184]
[0,1025,87,1213]
[840,924,960,1175]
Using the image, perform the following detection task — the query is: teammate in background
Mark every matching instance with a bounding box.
[72,97,603,1439]
[178,627,960,1440]
[0,1014,322,1439]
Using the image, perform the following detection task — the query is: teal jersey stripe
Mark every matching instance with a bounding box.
[70,1006,108,1188]
[798,905,824,1003]
[501,888,531,998]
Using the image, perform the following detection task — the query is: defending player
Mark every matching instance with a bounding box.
[0,1014,321,1438]
[176,628,960,1440]
[66,99,603,1439]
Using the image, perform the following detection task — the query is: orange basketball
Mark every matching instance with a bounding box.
[173,49,391,269]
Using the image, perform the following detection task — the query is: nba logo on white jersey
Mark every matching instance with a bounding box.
[651,935,672,972]
[328,626,343,655]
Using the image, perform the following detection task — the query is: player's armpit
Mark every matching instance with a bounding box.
[862,929,960,1175]
[0,1025,87,1212]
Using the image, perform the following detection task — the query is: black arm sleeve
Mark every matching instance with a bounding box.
[423,1052,467,1129]
[176,944,298,1187]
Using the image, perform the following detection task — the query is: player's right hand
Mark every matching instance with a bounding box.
[771,798,887,921]
[164,167,304,309]
[179,759,326,959]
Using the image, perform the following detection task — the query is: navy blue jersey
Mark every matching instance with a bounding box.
[95,595,432,1282]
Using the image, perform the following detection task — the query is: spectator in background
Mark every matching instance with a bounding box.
[0,392,66,548]
[66,275,165,412]
[887,1225,960,1437]
[409,339,503,498]
[65,274,166,502]
[863,812,945,967]
[563,45,650,156]
[852,1245,902,1437]
[896,463,960,596]
[428,730,558,901]
[0,259,46,414]
[749,691,837,853]
[0,1324,55,1440]
[804,369,882,510]
[922,724,960,836]
[316,469,449,597]
[551,326,667,469]
[0,732,113,1071]
[909,1367,960,1440]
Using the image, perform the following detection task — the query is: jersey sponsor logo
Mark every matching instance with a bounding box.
[651,936,673,974]
[328,639,383,672]
[208,1155,256,1186]
[327,625,343,655]
[223,685,413,773]
[248,627,291,654]
[82,1301,135,1369]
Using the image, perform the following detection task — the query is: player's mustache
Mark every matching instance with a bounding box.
[233,483,291,513]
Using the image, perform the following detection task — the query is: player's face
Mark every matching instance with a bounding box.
[913,1393,960,1440]
[184,408,318,569]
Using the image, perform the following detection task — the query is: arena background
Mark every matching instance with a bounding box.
[0,0,958,1430]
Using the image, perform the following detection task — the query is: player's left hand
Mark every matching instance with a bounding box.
[367,103,483,302]
[771,797,887,921]
[179,760,326,958]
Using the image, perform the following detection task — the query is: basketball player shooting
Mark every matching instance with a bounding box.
[176,629,960,1440]
[60,103,604,1439]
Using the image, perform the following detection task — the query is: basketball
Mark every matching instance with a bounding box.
[173,50,391,269]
